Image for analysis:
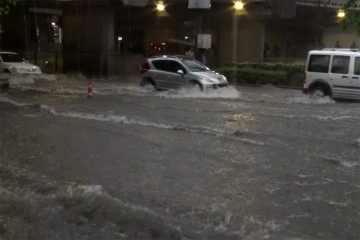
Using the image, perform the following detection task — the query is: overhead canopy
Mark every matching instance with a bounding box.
[297,0,359,9]
[167,38,194,46]
[271,0,296,18]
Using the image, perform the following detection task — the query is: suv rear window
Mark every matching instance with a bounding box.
[308,55,330,73]
[354,57,360,75]
[331,56,350,74]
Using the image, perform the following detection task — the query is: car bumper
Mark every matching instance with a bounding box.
[214,83,228,88]
[16,72,42,75]
[203,83,228,89]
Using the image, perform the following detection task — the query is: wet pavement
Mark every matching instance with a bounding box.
[0,75,359,240]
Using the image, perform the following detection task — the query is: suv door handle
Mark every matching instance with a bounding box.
[352,76,359,80]
[342,76,348,79]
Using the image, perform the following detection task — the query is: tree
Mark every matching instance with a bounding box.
[0,0,17,33]
[0,0,17,16]
[342,0,360,34]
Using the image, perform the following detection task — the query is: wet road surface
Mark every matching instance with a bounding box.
[0,77,359,240]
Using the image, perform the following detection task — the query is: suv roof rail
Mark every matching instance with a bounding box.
[321,48,360,52]
[147,55,194,60]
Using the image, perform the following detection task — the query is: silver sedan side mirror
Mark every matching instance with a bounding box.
[177,70,184,75]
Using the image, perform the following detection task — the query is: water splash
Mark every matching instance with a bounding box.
[287,96,335,104]
[0,164,183,240]
[0,95,34,107]
[157,86,241,99]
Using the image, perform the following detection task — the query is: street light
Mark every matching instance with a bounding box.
[156,1,165,12]
[234,1,244,10]
[337,9,345,18]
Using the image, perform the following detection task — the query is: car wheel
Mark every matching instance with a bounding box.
[141,78,159,91]
[190,81,203,92]
[310,86,326,99]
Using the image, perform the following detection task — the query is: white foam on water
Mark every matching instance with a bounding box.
[322,156,359,169]
[62,184,107,198]
[341,161,359,168]
[112,85,155,96]
[32,73,57,81]
[8,75,36,85]
[7,73,57,85]
[313,115,354,121]
[0,95,269,146]
[157,86,241,99]
[286,96,335,104]
[0,95,32,107]
[39,105,269,145]
[326,200,349,207]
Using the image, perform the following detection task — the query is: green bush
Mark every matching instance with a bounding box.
[218,62,305,87]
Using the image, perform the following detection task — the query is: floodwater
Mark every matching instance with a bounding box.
[0,75,359,240]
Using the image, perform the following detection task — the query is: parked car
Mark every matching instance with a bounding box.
[303,48,360,100]
[0,51,42,75]
[140,55,227,91]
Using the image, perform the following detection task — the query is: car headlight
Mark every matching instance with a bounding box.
[199,77,214,84]
[222,75,227,82]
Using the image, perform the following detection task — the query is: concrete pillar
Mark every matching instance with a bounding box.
[218,18,265,65]
[63,7,114,76]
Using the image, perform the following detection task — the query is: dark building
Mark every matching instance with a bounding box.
[1,0,358,76]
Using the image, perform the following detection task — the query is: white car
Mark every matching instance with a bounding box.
[303,48,360,100]
[0,51,41,75]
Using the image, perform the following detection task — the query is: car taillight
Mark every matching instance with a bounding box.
[140,68,149,74]
[140,58,150,74]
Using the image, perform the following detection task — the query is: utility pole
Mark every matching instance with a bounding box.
[189,0,210,63]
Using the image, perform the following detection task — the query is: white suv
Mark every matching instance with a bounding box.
[303,49,360,100]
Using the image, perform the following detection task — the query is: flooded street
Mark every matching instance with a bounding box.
[1,76,359,240]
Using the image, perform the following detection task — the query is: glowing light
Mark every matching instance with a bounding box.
[156,1,165,12]
[234,1,244,10]
[337,9,345,18]
[51,22,56,26]
[185,36,189,40]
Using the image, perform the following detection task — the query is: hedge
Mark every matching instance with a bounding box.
[217,62,305,87]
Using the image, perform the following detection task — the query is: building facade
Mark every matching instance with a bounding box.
[1,0,358,76]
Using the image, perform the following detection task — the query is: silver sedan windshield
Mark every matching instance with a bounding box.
[183,59,209,72]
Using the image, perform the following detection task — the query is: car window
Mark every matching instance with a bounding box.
[166,60,186,73]
[152,60,168,71]
[0,53,23,63]
[331,55,350,74]
[183,59,209,72]
[354,57,360,75]
[307,55,330,73]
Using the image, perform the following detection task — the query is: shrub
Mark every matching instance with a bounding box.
[218,62,305,87]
